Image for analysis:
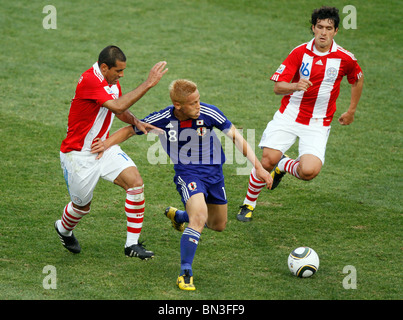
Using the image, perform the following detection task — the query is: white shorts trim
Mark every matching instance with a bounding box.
[60,145,136,206]
[258,111,331,164]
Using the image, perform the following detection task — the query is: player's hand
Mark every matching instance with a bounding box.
[295,78,313,92]
[91,138,105,160]
[145,61,168,88]
[255,166,273,190]
[134,120,164,135]
[338,111,355,125]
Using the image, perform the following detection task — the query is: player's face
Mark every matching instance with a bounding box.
[312,19,338,52]
[175,90,201,120]
[102,60,126,85]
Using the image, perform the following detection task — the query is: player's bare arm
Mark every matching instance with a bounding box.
[225,125,273,189]
[338,75,364,125]
[116,110,163,135]
[91,125,136,159]
[103,61,168,115]
[273,79,313,95]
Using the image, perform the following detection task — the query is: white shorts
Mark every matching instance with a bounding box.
[60,145,136,206]
[258,111,331,164]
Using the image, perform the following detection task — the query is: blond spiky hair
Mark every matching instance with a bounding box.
[169,79,198,104]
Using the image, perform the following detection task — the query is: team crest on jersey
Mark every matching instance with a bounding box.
[326,67,338,81]
[197,127,207,137]
[188,182,197,191]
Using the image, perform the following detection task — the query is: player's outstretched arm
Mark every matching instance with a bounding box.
[103,61,168,115]
[117,110,164,135]
[91,125,136,159]
[225,125,273,189]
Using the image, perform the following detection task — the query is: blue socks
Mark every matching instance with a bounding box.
[175,209,189,223]
[180,227,200,276]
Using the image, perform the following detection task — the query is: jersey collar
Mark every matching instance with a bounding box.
[92,62,105,82]
[306,38,338,55]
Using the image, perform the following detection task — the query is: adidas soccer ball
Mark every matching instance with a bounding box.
[288,247,319,278]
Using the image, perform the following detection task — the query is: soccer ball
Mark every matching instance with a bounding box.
[288,247,319,278]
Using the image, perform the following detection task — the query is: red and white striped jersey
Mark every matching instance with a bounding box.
[270,38,363,126]
[60,62,122,153]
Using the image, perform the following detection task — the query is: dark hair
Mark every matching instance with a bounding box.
[310,6,340,32]
[98,45,126,68]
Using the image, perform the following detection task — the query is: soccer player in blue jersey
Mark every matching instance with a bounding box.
[91,79,272,290]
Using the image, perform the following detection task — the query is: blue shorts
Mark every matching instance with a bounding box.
[174,174,227,206]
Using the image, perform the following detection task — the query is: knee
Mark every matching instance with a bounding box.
[298,165,321,181]
[261,156,276,172]
[189,212,208,231]
[209,220,227,232]
[261,149,284,172]
[127,170,143,188]
[297,155,322,181]
[114,166,143,190]
[132,175,143,188]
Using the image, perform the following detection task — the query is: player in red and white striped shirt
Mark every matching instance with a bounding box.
[238,6,364,222]
[55,46,168,258]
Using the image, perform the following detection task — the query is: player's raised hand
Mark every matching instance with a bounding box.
[145,61,168,88]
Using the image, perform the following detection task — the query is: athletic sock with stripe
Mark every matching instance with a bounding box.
[125,185,145,247]
[180,227,201,276]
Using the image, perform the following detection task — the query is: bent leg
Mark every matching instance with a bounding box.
[261,147,283,172]
[297,154,322,180]
[242,147,283,209]
[113,166,143,190]
[206,203,227,231]
[114,166,147,248]
[186,193,208,233]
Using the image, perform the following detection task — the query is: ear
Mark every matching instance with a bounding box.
[173,101,182,110]
[99,63,109,73]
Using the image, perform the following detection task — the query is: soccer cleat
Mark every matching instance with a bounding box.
[125,242,154,260]
[54,220,81,254]
[177,270,196,291]
[237,204,254,222]
[164,207,185,232]
[271,155,287,190]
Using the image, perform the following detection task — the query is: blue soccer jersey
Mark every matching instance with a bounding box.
[135,102,232,182]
